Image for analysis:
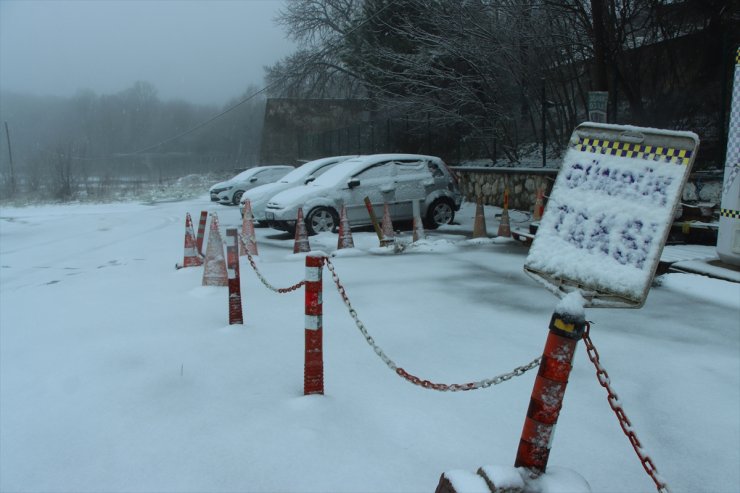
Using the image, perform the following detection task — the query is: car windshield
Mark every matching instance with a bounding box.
[278,164,319,184]
[231,168,259,182]
[312,159,366,187]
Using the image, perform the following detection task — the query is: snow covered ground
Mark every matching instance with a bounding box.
[1,197,738,493]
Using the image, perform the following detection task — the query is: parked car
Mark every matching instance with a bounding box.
[264,154,462,235]
[209,165,293,205]
[239,156,357,223]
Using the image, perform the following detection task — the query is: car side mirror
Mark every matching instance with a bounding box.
[250,177,258,183]
[305,176,315,184]
[347,178,360,189]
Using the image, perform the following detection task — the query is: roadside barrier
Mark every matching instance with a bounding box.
[229,229,667,492]
[304,254,324,395]
[195,210,208,255]
[583,323,669,493]
[515,310,585,471]
[381,202,394,244]
[533,188,545,221]
[497,188,512,238]
[176,212,204,269]
[337,205,355,249]
[412,200,425,242]
[225,228,243,325]
[240,200,258,256]
[472,197,488,238]
[202,213,228,286]
[293,208,311,254]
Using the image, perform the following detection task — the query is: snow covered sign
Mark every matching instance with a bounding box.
[525,123,699,308]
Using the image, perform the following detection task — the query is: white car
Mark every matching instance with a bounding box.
[239,156,357,223]
[264,154,462,235]
[209,165,293,205]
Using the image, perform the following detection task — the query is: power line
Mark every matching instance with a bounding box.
[60,0,398,162]
[120,0,398,158]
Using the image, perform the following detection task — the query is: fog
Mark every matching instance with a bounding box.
[0,0,295,105]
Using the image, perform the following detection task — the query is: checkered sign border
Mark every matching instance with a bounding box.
[572,138,693,166]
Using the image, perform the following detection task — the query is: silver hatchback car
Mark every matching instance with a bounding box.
[264,154,462,235]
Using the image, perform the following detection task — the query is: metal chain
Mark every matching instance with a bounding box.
[324,257,541,392]
[583,323,670,493]
[241,240,305,294]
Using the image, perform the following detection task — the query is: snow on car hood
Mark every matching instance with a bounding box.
[242,182,286,203]
[209,180,231,192]
[268,182,335,208]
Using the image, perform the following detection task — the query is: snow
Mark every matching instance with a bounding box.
[1,197,739,493]
[526,149,690,306]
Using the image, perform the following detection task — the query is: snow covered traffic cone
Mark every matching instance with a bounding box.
[177,212,204,269]
[497,188,511,238]
[337,205,354,249]
[472,197,488,238]
[240,199,258,256]
[380,202,394,246]
[533,187,545,221]
[293,208,311,254]
[195,210,208,256]
[412,200,425,242]
[202,213,228,286]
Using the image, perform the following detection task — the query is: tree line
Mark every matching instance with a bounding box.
[264,0,736,165]
[0,81,265,200]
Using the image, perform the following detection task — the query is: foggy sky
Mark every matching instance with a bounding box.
[0,0,296,106]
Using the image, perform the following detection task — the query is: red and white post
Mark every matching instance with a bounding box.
[225,228,244,325]
[304,254,325,395]
[514,305,586,472]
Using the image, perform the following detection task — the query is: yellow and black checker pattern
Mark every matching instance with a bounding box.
[572,138,693,166]
[721,208,740,220]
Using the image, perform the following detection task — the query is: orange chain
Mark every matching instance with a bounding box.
[583,322,670,493]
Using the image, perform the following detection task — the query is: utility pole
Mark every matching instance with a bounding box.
[4,121,16,195]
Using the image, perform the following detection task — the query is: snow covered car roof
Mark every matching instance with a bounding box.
[315,153,444,187]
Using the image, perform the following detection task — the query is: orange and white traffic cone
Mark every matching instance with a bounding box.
[533,187,545,221]
[195,210,208,256]
[472,197,488,238]
[177,212,204,269]
[293,208,311,254]
[240,199,258,256]
[497,188,511,238]
[337,205,354,249]
[202,213,228,286]
[380,202,394,246]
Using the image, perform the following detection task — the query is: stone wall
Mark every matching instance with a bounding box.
[453,166,724,214]
[453,167,558,212]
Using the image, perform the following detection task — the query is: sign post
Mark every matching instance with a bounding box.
[517,122,698,474]
[588,91,609,123]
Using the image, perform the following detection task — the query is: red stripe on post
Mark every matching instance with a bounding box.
[516,439,550,471]
[526,393,561,425]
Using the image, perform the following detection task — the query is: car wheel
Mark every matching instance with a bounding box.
[232,190,244,205]
[424,199,455,229]
[305,207,339,235]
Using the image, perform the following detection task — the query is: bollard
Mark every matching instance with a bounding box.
[225,228,243,325]
[196,210,208,255]
[514,306,586,473]
[304,254,324,395]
